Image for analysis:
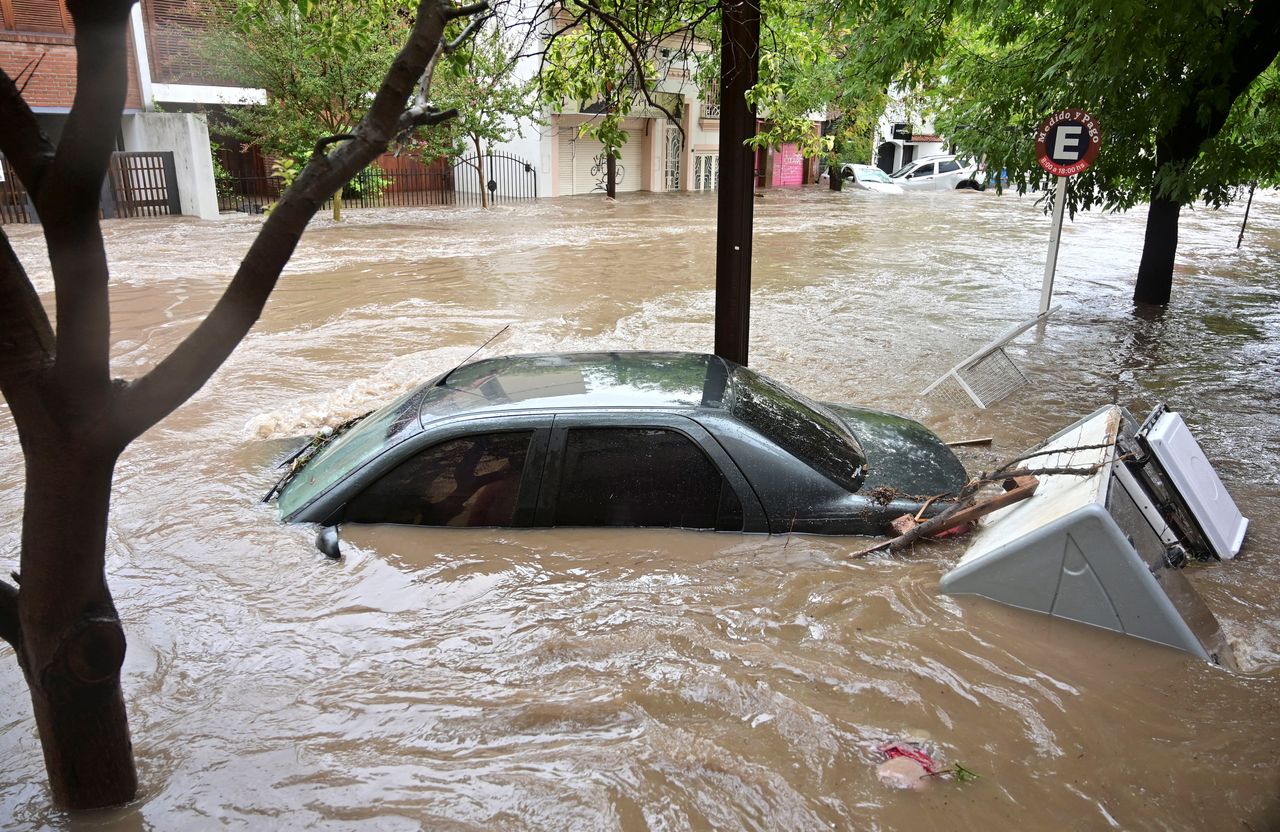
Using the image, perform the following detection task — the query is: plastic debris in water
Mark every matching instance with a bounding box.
[876,741,937,790]
[880,742,937,774]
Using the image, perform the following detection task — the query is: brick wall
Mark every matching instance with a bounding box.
[1,32,144,111]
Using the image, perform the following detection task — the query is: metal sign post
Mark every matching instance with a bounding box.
[1040,176,1069,314]
[1033,110,1101,313]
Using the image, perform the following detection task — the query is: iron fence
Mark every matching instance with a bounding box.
[220,153,539,214]
[1,151,181,223]
[108,151,181,218]
[452,152,538,205]
[219,166,456,214]
[1,154,35,224]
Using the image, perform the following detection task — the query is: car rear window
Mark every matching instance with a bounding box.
[726,368,866,491]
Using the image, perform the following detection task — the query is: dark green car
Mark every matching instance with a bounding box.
[273,352,967,535]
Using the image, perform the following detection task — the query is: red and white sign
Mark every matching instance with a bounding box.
[1034,110,1101,177]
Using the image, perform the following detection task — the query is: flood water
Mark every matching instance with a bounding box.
[2,186,1279,829]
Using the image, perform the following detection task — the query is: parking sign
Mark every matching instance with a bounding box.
[1035,110,1101,176]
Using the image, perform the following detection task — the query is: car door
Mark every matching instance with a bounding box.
[936,158,962,188]
[336,414,553,528]
[905,161,936,190]
[538,412,767,531]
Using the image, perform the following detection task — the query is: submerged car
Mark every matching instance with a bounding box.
[890,154,981,191]
[272,352,967,536]
[819,164,904,194]
[845,164,904,194]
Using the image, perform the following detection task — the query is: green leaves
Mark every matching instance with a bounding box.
[208,0,420,165]
[919,0,1280,214]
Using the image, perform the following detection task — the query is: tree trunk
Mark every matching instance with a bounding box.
[332,188,343,222]
[1133,195,1181,306]
[474,137,487,209]
[17,445,136,810]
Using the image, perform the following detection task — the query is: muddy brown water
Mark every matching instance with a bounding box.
[3,187,1280,830]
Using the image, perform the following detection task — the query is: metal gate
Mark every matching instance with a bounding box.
[0,154,35,223]
[664,123,682,191]
[452,151,538,206]
[107,151,181,218]
[1,151,181,223]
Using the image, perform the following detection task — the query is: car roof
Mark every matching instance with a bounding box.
[423,351,733,422]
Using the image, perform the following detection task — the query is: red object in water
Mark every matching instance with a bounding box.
[933,522,973,540]
[880,742,938,774]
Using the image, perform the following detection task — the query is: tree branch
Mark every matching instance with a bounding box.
[447,2,489,19]
[570,0,686,127]
[445,13,490,52]
[0,228,55,410]
[0,70,55,199]
[0,578,18,651]
[113,0,486,440]
[42,0,138,408]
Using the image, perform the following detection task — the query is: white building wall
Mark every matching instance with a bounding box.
[120,112,220,219]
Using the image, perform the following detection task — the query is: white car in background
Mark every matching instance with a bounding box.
[844,164,904,194]
[890,155,982,191]
[819,163,905,193]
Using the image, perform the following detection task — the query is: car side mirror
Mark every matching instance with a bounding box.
[316,525,341,559]
[906,174,913,179]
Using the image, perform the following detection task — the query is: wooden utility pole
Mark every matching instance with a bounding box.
[713,0,759,367]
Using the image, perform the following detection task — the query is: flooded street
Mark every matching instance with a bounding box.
[3,186,1280,829]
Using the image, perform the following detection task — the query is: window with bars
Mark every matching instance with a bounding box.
[1,0,74,34]
[142,0,235,85]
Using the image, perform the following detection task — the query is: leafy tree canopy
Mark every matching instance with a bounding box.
[536,0,717,155]
[207,0,419,163]
[913,0,1280,213]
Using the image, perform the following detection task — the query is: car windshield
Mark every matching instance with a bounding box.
[855,166,893,184]
[277,386,426,518]
[726,368,866,491]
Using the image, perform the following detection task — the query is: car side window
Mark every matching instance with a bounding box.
[938,160,961,173]
[345,431,532,527]
[554,428,739,530]
[913,163,935,177]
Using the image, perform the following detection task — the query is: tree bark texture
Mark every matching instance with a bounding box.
[1132,3,1280,305]
[1134,197,1181,306]
[474,136,487,208]
[0,0,482,811]
[17,449,135,811]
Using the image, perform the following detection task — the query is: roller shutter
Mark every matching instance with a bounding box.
[557,121,644,196]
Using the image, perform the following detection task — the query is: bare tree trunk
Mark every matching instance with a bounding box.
[0,0,484,811]
[332,188,343,221]
[474,136,487,208]
[17,446,136,810]
[1133,195,1180,306]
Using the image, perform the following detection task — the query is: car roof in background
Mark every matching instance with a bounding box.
[424,351,733,421]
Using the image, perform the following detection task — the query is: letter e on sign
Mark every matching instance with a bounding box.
[1035,110,1101,177]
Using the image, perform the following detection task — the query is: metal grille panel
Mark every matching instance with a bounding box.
[956,346,1029,407]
